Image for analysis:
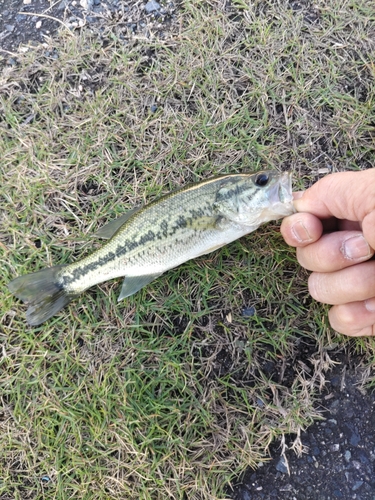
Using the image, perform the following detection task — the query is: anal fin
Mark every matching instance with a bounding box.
[118,273,162,301]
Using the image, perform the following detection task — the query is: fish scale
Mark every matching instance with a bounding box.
[8,171,294,326]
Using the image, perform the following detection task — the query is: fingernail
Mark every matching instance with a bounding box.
[291,220,311,243]
[341,235,371,260]
[365,298,375,312]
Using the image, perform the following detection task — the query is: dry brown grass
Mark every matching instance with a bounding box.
[1,1,375,498]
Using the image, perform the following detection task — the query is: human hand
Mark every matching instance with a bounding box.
[280,169,375,336]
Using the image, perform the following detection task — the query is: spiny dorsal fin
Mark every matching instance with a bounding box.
[95,207,141,239]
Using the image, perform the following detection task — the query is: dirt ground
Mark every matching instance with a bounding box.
[230,345,375,500]
[1,2,375,499]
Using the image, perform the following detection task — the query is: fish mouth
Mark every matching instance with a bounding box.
[278,172,293,205]
[268,172,295,216]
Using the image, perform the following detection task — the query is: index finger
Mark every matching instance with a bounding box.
[280,212,323,247]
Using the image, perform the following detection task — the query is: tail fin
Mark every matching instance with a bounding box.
[8,265,75,326]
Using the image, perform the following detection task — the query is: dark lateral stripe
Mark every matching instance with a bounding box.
[62,216,191,286]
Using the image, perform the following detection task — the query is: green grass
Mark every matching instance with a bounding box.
[1,1,375,498]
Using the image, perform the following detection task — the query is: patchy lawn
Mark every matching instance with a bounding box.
[1,1,375,499]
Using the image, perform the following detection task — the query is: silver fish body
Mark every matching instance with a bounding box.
[8,171,294,325]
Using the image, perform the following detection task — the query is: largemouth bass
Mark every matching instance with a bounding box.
[8,171,294,326]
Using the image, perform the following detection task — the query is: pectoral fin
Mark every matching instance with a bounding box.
[95,207,141,239]
[117,273,163,301]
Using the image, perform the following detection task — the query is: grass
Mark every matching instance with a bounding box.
[1,0,375,498]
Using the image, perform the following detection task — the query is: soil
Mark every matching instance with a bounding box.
[0,0,178,61]
[230,349,375,500]
[1,2,375,499]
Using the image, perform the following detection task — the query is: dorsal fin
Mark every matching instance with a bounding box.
[95,207,141,239]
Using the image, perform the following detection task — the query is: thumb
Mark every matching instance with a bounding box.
[294,169,375,223]
[362,210,375,251]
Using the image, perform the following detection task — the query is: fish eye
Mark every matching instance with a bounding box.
[255,173,269,187]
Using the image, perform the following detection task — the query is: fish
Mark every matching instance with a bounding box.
[8,170,294,326]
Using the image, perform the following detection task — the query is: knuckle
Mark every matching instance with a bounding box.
[296,247,316,271]
[307,272,327,301]
[331,304,358,329]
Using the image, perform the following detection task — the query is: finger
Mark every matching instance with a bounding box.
[280,208,360,247]
[308,260,375,305]
[329,302,375,337]
[363,210,375,250]
[296,231,374,272]
[280,213,323,247]
[294,169,375,247]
